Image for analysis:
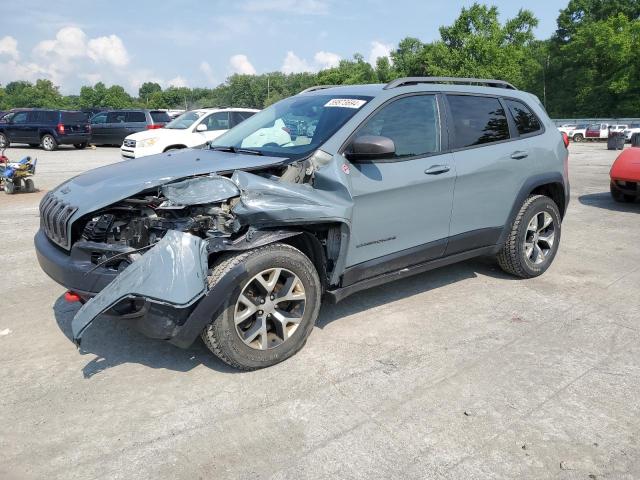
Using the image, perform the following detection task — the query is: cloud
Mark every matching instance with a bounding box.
[168,76,188,88]
[0,36,19,60]
[314,51,341,69]
[0,59,53,85]
[368,40,393,65]
[281,50,341,73]
[78,72,101,84]
[281,51,312,74]
[87,35,130,67]
[199,61,216,84]
[33,27,87,59]
[242,0,328,15]
[229,54,256,75]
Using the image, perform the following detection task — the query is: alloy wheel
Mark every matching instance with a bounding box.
[42,136,54,150]
[234,268,306,350]
[524,211,555,265]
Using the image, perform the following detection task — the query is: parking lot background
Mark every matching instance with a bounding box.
[1,143,639,479]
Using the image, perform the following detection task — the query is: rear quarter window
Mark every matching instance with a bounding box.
[61,111,89,123]
[150,111,170,123]
[447,95,510,148]
[126,111,147,123]
[504,99,541,135]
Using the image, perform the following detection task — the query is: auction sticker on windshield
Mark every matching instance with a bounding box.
[324,98,367,109]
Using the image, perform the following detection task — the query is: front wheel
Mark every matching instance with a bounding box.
[4,180,16,194]
[201,243,321,370]
[41,134,58,151]
[497,195,562,278]
[573,133,583,142]
[610,182,636,203]
[0,133,9,148]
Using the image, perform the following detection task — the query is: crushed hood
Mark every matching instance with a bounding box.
[50,148,287,220]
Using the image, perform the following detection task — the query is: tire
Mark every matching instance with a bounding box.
[0,133,9,148]
[4,180,16,194]
[74,142,88,149]
[497,195,562,278]
[24,178,35,193]
[201,243,322,370]
[610,182,635,203]
[573,133,583,142]
[41,134,57,151]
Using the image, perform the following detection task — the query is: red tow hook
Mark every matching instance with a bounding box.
[64,291,82,303]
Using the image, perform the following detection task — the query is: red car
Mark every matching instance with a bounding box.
[610,148,640,202]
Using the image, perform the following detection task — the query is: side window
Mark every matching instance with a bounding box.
[107,112,127,123]
[126,111,147,123]
[505,99,541,135]
[447,95,510,148]
[91,113,108,124]
[43,111,59,124]
[12,112,29,124]
[203,112,230,131]
[27,111,41,122]
[230,111,254,127]
[355,95,441,158]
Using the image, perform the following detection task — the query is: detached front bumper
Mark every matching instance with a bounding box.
[35,229,237,348]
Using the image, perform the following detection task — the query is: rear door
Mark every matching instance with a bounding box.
[105,111,128,144]
[445,94,524,253]
[90,112,109,145]
[23,110,43,143]
[230,111,256,128]
[345,94,456,274]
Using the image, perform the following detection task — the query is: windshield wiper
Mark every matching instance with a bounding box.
[209,145,263,156]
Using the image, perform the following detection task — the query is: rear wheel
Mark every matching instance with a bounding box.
[201,243,321,370]
[497,195,561,278]
[74,142,88,149]
[41,134,57,151]
[24,178,35,193]
[610,182,636,203]
[0,133,8,148]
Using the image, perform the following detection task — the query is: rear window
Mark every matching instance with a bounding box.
[150,111,170,123]
[504,99,541,135]
[61,111,88,124]
[447,95,510,148]
[126,111,147,123]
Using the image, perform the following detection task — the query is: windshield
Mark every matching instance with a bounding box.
[165,111,206,129]
[210,94,373,158]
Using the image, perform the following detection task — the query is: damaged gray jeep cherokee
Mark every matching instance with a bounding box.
[35,77,569,370]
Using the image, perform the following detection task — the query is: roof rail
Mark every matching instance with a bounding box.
[384,76,517,90]
[298,85,338,94]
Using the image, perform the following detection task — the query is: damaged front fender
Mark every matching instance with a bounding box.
[71,230,208,345]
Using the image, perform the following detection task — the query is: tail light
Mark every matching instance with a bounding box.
[146,124,163,130]
[64,291,81,303]
[57,123,65,134]
[561,132,569,148]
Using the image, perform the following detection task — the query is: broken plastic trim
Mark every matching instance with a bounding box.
[161,175,240,206]
[71,230,208,346]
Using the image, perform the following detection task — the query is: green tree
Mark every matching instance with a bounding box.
[138,82,162,104]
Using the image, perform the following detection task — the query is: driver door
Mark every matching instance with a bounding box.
[196,112,230,145]
[344,94,456,278]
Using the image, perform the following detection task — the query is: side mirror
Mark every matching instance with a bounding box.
[345,135,395,161]
[196,124,208,132]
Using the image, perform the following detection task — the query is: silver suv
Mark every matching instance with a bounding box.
[35,77,569,370]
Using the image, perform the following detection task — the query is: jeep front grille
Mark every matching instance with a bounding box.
[123,139,136,148]
[40,193,77,249]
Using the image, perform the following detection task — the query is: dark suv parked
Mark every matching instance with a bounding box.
[0,109,91,151]
[90,110,171,146]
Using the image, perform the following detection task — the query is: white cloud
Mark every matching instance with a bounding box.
[368,40,393,66]
[87,35,130,67]
[0,36,19,60]
[199,61,216,84]
[229,54,256,75]
[0,59,53,84]
[168,76,188,88]
[33,27,87,59]
[281,51,313,74]
[242,0,328,15]
[281,50,341,74]
[314,51,341,69]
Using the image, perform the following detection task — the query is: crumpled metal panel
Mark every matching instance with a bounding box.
[231,170,352,226]
[71,230,208,344]
[161,175,240,205]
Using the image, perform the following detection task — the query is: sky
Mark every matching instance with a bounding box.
[0,0,568,95]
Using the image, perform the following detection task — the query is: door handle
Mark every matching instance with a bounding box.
[424,165,450,175]
[511,151,528,160]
